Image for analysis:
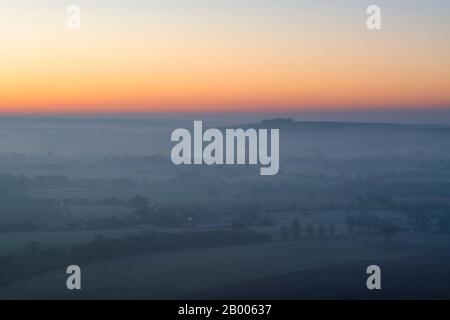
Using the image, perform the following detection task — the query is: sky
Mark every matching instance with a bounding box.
[0,0,449,114]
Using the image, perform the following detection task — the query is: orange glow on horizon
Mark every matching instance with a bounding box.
[1,2,450,114]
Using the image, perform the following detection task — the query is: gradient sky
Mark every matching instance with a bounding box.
[0,0,449,113]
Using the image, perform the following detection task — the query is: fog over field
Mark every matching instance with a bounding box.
[1,115,450,299]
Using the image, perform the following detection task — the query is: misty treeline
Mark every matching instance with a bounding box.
[0,230,272,284]
[4,156,450,201]
[70,230,271,262]
[277,216,401,242]
[0,173,137,198]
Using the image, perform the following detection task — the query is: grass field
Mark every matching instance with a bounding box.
[189,249,450,299]
[1,233,449,299]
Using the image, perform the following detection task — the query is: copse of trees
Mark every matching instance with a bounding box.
[400,203,432,233]
[130,195,149,209]
[378,222,401,242]
[70,230,272,263]
[291,218,301,240]
[345,213,403,241]
[328,222,337,237]
[438,212,450,233]
[26,241,43,256]
[346,215,356,234]
[318,223,327,238]
[129,195,189,228]
[236,204,261,226]
[259,214,275,227]
[278,220,340,241]
[279,226,289,241]
[99,196,128,206]
[306,224,316,239]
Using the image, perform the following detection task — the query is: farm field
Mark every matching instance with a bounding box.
[1,117,450,299]
[189,248,450,299]
[1,233,449,299]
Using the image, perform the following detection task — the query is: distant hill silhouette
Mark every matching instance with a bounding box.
[219,119,450,159]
